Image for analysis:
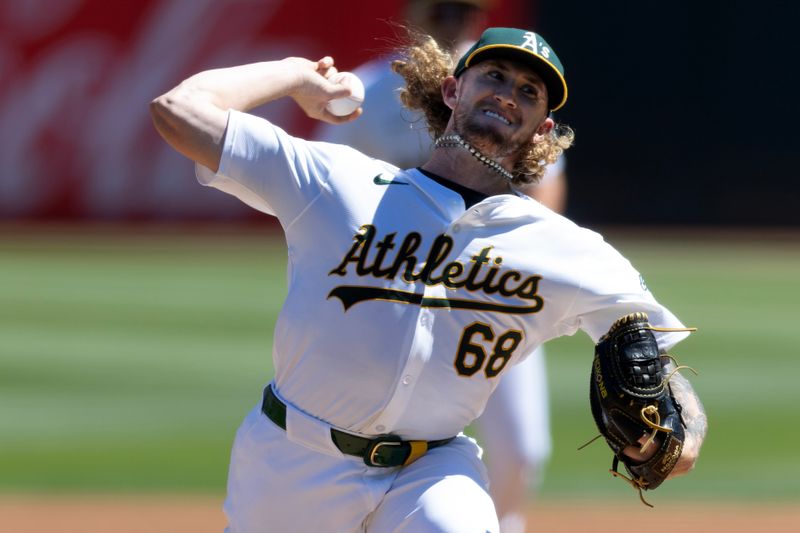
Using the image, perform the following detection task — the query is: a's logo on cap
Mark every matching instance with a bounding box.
[521,31,538,53]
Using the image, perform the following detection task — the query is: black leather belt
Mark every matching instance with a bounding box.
[261,385,455,468]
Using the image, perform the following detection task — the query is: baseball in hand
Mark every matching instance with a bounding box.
[325,72,364,116]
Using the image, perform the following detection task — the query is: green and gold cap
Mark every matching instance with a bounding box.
[454,27,568,112]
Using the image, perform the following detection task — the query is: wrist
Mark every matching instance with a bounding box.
[279,57,316,94]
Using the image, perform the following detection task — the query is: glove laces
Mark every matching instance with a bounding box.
[639,359,698,454]
[610,457,654,507]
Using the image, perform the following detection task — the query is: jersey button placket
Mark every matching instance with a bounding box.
[367,283,437,434]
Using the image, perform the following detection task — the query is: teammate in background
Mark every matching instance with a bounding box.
[315,3,563,530]
[151,25,707,533]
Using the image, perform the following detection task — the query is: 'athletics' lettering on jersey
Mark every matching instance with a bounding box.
[327,224,544,314]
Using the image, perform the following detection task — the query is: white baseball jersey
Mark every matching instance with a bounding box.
[198,110,689,442]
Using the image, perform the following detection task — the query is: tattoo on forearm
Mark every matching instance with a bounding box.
[663,358,708,450]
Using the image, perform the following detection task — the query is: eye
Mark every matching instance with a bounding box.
[521,84,540,99]
[487,70,504,81]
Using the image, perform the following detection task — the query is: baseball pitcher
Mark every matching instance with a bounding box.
[151,26,707,533]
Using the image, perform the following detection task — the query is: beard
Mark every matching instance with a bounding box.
[452,104,528,160]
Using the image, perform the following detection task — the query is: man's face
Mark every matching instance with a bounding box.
[449,58,551,157]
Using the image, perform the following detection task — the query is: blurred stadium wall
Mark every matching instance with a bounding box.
[1,0,796,226]
[0,0,528,221]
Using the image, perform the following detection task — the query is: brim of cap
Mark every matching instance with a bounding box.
[462,45,568,112]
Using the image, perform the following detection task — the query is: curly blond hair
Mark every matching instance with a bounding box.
[392,32,574,185]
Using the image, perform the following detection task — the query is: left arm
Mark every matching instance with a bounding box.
[618,357,708,475]
[664,359,708,477]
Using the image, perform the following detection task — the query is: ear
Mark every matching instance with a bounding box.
[533,117,555,144]
[441,76,459,110]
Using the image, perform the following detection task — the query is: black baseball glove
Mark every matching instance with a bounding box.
[589,312,688,505]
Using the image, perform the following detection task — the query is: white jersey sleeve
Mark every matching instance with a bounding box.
[196,110,355,224]
[554,229,689,351]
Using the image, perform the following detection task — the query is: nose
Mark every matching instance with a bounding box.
[493,90,517,109]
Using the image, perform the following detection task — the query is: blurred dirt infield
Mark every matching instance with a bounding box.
[2,496,798,532]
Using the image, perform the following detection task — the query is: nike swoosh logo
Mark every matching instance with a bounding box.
[373,174,408,186]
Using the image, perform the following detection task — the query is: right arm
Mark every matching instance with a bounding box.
[149,57,360,172]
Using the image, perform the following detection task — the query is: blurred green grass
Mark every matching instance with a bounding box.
[1,226,799,501]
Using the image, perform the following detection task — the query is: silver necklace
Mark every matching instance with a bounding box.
[433,133,515,182]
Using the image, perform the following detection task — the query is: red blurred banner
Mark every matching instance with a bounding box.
[0,0,527,220]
